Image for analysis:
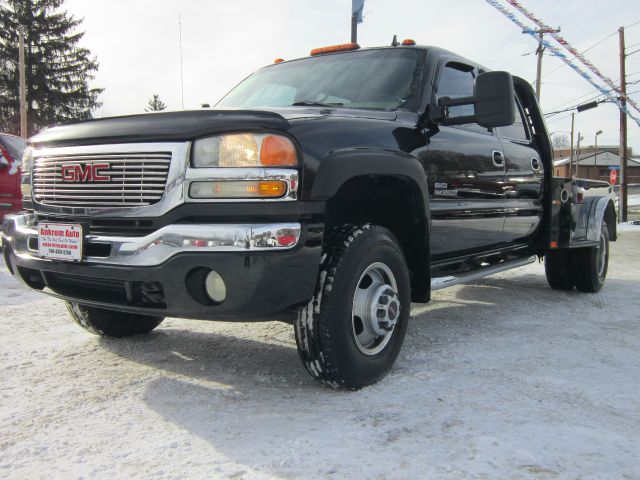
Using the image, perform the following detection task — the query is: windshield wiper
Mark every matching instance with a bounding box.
[291,100,344,107]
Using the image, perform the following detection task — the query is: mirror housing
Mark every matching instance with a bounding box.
[0,155,9,168]
[434,71,516,129]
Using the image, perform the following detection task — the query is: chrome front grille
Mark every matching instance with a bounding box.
[32,151,172,207]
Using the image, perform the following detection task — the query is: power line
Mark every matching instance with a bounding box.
[545,85,610,112]
[545,98,611,118]
[545,75,640,113]
[542,30,618,79]
[545,112,574,124]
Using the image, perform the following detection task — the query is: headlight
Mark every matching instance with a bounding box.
[20,146,33,199]
[192,133,297,168]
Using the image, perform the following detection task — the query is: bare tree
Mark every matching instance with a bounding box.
[552,134,570,149]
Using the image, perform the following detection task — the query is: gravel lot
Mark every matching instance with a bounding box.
[1,230,639,479]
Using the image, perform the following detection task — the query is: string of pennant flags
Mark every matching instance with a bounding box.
[485,0,640,128]
[504,0,640,115]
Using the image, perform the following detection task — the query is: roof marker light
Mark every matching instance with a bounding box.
[274,58,284,63]
[310,43,360,56]
[402,39,416,46]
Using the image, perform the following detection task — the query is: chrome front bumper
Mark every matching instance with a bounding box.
[2,213,302,267]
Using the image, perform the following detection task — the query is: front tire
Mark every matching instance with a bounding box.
[66,302,164,338]
[295,224,411,390]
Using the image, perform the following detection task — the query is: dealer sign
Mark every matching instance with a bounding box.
[38,223,83,261]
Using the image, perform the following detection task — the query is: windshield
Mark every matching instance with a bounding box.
[217,49,422,111]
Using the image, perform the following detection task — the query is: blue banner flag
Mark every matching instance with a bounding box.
[352,0,364,24]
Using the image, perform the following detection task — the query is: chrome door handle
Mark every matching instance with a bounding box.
[492,150,505,168]
[530,157,541,171]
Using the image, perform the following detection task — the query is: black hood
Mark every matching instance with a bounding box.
[29,110,290,147]
[29,107,398,148]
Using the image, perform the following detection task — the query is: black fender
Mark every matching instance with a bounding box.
[573,196,617,245]
[585,196,617,242]
[310,148,430,216]
[310,147,431,302]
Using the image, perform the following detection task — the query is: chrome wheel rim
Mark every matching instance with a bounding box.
[351,262,400,356]
[597,230,608,279]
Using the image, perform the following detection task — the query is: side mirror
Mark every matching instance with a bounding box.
[0,155,9,168]
[434,71,516,129]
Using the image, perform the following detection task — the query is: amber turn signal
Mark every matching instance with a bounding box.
[402,39,416,46]
[260,135,297,166]
[252,180,287,197]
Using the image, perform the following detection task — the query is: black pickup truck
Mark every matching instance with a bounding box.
[2,42,617,389]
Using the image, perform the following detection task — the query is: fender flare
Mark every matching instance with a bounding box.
[310,148,430,221]
[584,196,617,242]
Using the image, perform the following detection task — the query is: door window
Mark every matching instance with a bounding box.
[436,63,475,117]
[499,99,530,141]
[436,63,489,134]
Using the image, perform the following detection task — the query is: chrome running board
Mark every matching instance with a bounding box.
[431,256,536,291]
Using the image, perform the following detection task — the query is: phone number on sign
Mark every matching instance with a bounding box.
[45,248,73,256]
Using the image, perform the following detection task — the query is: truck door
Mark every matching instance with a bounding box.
[497,96,544,243]
[426,61,507,259]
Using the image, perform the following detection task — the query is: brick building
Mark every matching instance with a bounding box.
[553,150,640,183]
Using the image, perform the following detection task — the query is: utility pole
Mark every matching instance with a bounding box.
[575,132,583,178]
[569,113,575,178]
[619,26,628,222]
[18,27,27,139]
[524,27,561,101]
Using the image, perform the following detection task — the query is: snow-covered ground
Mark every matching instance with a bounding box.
[1,232,640,479]
[618,222,640,231]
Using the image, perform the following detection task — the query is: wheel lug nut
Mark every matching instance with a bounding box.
[376,308,386,319]
[378,320,393,331]
[379,295,389,305]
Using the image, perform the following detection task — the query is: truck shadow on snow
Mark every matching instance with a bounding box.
[95,270,638,474]
[97,269,628,393]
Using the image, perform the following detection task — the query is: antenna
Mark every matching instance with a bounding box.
[391,34,399,47]
[179,13,184,109]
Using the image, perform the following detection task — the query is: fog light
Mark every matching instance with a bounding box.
[205,270,226,303]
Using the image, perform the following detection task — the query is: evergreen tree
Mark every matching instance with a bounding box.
[0,0,103,136]
[145,94,167,112]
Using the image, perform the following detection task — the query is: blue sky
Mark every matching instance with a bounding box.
[65,0,640,153]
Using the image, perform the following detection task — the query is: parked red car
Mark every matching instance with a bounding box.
[0,133,25,221]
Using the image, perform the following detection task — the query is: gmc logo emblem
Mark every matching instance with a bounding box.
[61,163,111,182]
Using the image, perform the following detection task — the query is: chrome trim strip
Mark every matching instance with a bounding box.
[184,167,298,202]
[2,213,301,267]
